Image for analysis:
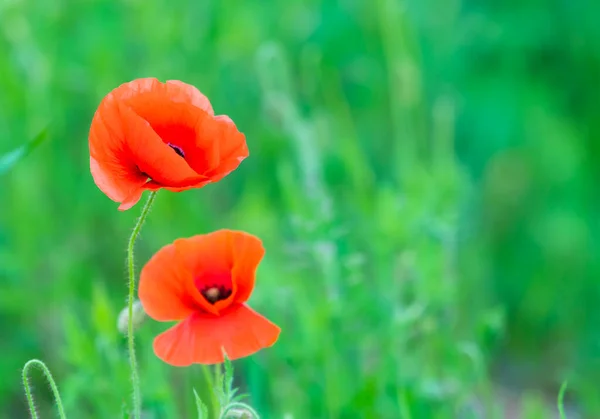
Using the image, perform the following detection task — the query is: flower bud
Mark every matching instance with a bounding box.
[227,408,252,419]
[117,300,146,335]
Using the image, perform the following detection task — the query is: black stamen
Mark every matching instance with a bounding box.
[201,285,232,304]
[168,143,185,158]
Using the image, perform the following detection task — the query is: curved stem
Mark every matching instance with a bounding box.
[22,359,67,419]
[557,381,568,419]
[220,402,260,419]
[127,191,158,419]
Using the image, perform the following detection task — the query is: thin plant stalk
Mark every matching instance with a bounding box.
[22,359,67,419]
[557,381,568,419]
[127,191,158,419]
[201,365,220,418]
[220,402,260,419]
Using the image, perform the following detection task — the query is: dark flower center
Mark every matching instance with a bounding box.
[201,285,232,304]
[168,143,185,158]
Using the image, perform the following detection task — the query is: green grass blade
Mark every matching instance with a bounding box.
[557,381,568,419]
[0,128,49,176]
[193,389,209,419]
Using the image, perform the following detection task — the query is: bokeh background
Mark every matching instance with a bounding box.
[1,0,599,418]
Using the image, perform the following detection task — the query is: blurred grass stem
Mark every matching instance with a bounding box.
[127,191,158,419]
[201,365,220,417]
[22,359,67,419]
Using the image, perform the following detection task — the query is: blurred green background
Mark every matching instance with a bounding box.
[1,0,599,418]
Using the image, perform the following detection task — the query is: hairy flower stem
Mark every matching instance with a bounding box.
[22,359,67,419]
[127,191,158,419]
[220,402,260,419]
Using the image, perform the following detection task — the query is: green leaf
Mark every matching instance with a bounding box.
[213,385,227,410]
[231,392,248,403]
[0,128,49,175]
[223,349,235,400]
[91,281,117,342]
[194,388,210,419]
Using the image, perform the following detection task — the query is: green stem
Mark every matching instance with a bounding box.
[127,191,158,419]
[557,381,568,419]
[22,359,67,419]
[201,365,220,418]
[220,402,260,419]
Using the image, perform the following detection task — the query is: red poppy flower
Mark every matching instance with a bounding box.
[138,230,280,366]
[89,78,248,210]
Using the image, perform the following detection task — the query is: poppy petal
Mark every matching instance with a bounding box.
[166,79,214,115]
[116,102,207,187]
[140,178,212,194]
[123,86,232,179]
[172,230,264,309]
[90,92,206,209]
[172,231,236,314]
[139,242,205,321]
[118,177,212,211]
[153,304,280,366]
[147,109,247,179]
[89,104,151,206]
[230,231,265,304]
[89,154,147,206]
[202,115,249,182]
[110,78,214,115]
[118,187,145,211]
[90,78,246,208]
